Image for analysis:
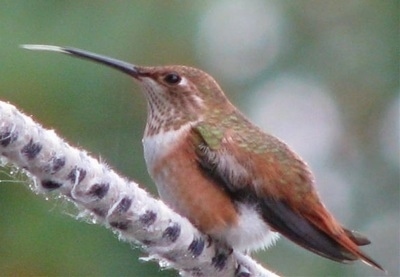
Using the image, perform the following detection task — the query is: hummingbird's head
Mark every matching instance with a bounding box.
[21,45,233,134]
[133,65,230,124]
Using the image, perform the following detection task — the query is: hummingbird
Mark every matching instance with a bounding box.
[22,44,384,272]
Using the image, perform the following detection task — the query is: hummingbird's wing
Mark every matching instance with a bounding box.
[191,117,383,271]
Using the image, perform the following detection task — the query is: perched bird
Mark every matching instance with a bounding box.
[22,44,384,272]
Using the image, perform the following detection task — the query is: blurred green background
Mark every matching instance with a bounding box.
[0,1,398,276]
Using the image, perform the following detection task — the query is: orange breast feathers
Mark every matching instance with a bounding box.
[150,134,239,235]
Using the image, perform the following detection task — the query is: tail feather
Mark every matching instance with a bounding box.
[259,197,385,272]
[333,229,385,272]
[260,197,357,262]
[344,228,371,246]
[355,248,386,272]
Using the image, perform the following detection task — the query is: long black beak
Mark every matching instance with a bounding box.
[21,44,139,78]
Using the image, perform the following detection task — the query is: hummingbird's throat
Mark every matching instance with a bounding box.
[144,101,199,136]
[141,79,203,136]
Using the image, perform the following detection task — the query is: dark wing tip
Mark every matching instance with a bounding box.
[259,197,358,262]
[260,198,358,263]
[259,197,386,272]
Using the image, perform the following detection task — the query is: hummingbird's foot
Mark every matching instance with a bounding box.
[211,240,233,271]
[206,234,213,247]
[211,249,230,271]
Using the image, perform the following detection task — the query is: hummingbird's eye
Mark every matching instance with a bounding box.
[164,73,181,85]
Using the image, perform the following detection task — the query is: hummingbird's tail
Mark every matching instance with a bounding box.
[334,228,386,272]
[259,197,385,272]
[344,228,371,246]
